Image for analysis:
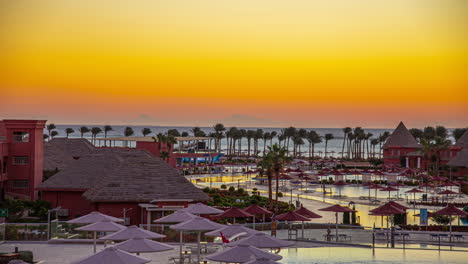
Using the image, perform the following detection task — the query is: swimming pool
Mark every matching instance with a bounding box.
[278,247,467,263]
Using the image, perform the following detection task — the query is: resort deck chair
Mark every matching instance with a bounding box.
[430,234,439,241]
[338,234,351,242]
[452,234,464,241]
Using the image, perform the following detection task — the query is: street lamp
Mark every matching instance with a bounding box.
[47,206,61,240]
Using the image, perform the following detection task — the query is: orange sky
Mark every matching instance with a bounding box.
[1,0,467,128]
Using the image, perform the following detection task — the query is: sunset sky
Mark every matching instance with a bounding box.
[1,0,467,128]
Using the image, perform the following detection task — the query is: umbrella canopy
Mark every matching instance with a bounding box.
[333,180,347,186]
[244,205,273,216]
[170,216,225,231]
[205,224,261,237]
[76,220,126,232]
[295,206,322,219]
[68,212,124,224]
[215,208,254,218]
[430,176,448,181]
[391,182,406,187]
[279,175,293,180]
[369,203,405,216]
[419,183,435,188]
[113,238,174,253]
[319,204,355,213]
[434,205,468,216]
[205,244,282,263]
[437,190,458,195]
[387,201,409,210]
[244,258,281,264]
[228,233,295,248]
[72,247,150,264]
[180,203,224,215]
[274,211,310,222]
[380,186,399,192]
[405,188,424,193]
[153,210,197,223]
[100,226,165,241]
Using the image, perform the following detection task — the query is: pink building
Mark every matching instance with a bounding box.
[0,119,46,200]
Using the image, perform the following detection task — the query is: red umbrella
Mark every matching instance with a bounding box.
[379,186,399,200]
[215,208,253,224]
[279,175,293,180]
[341,168,351,174]
[405,188,424,203]
[367,183,383,199]
[434,205,468,242]
[244,170,257,175]
[319,205,356,242]
[370,203,405,215]
[438,190,458,195]
[333,180,348,197]
[244,205,272,228]
[387,201,410,210]
[274,211,310,221]
[431,176,448,182]
[295,205,322,219]
[296,172,309,177]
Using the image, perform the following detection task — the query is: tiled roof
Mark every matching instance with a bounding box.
[43,138,95,171]
[383,122,421,149]
[40,139,210,203]
[448,148,468,168]
[455,130,468,148]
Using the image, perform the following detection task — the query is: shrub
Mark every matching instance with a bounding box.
[19,251,33,263]
[220,184,227,189]
[202,187,211,193]
[228,186,235,192]
[278,192,283,198]
[237,188,245,194]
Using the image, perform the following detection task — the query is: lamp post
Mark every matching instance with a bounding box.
[47,206,61,240]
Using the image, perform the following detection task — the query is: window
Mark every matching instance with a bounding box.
[397,150,400,156]
[13,131,29,142]
[13,156,29,165]
[2,157,7,173]
[12,180,29,188]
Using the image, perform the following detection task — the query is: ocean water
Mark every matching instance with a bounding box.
[44,125,393,158]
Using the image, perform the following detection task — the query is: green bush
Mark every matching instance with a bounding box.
[277,192,283,198]
[220,184,227,189]
[237,188,245,194]
[228,186,235,192]
[19,251,33,263]
[202,187,211,193]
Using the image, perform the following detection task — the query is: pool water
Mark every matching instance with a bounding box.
[279,247,468,263]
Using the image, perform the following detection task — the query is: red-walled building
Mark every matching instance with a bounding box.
[0,119,46,200]
[383,122,467,177]
[39,141,209,225]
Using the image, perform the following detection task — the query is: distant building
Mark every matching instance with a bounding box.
[39,139,210,225]
[0,119,46,200]
[383,122,466,178]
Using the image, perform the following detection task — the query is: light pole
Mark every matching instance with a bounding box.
[47,206,61,240]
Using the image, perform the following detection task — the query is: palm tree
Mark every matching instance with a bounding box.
[46,123,56,138]
[269,131,277,147]
[257,155,274,204]
[266,144,291,211]
[378,131,390,158]
[142,128,152,137]
[420,136,451,176]
[181,131,189,137]
[91,127,103,144]
[50,131,58,139]
[103,125,113,138]
[65,128,74,138]
[167,129,181,137]
[365,132,373,159]
[213,123,226,152]
[453,128,467,142]
[409,128,423,142]
[341,127,351,159]
[124,127,134,137]
[254,129,264,156]
[246,130,256,156]
[79,126,90,138]
[159,151,170,162]
[238,129,247,156]
[262,132,271,156]
[43,134,49,140]
[324,133,334,158]
[370,138,379,158]
[306,130,322,159]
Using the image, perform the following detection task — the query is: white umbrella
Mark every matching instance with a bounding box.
[244,258,282,264]
[113,238,174,255]
[99,225,165,241]
[154,211,197,223]
[171,216,225,264]
[228,233,295,248]
[68,211,124,224]
[72,247,150,264]
[205,224,261,238]
[205,244,282,263]
[76,220,126,253]
[180,203,224,215]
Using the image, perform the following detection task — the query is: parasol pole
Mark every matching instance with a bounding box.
[179,231,183,264]
[93,231,97,253]
[335,212,338,242]
[197,231,201,264]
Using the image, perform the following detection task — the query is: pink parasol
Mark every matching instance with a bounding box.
[319,205,356,242]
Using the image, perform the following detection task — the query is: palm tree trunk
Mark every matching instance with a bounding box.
[341,134,346,159]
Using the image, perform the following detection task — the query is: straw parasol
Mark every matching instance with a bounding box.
[71,247,150,264]
[99,225,165,241]
[67,211,124,224]
[170,216,225,264]
[228,232,295,248]
[319,204,356,242]
[205,244,282,263]
[433,205,468,243]
[405,188,424,204]
[205,224,261,238]
[244,258,281,264]
[244,205,273,229]
[214,208,253,224]
[181,203,224,215]
[154,211,196,224]
[294,206,322,238]
[113,237,174,255]
[76,220,126,253]
[379,186,399,200]
[369,203,405,228]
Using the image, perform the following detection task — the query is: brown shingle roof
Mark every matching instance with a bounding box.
[383,122,421,149]
[448,148,468,168]
[44,138,95,171]
[39,142,210,203]
[455,130,468,148]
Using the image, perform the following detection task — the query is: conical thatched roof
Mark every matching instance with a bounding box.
[39,141,210,203]
[383,122,421,149]
[448,148,468,168]
[455,129,468,148]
